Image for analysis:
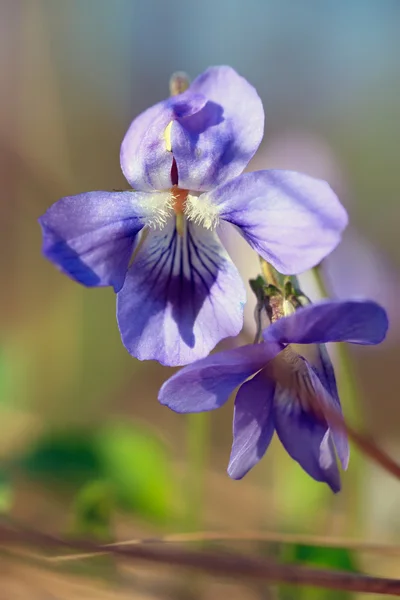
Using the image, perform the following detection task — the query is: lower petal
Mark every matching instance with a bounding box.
[39,191,155,292]
[313,345,349,470]
[228,368,275,480]
[117,217,246,366]
[158,343,280,413]
[292,342,349,470]
[273,363,341,493]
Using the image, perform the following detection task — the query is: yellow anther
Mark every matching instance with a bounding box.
[283,299,296,317]
[164,121,173,152]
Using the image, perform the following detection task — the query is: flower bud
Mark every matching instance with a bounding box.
[169,71,190,96]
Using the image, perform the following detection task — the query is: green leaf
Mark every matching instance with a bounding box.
[95,422,174,524]
[17,422,176,525]
[0,470,13,513]
[279,543,358,600]
[72,480,114,541]
[292,543,357,571]
[18,429,102,487]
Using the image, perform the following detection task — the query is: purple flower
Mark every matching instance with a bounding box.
[159,300,388,491]
[39,66,348,367]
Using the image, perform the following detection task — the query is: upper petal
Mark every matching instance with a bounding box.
[120,91,208,191]
[117,217,246,366]
[263,299,389,346]
[158,342,281,413]
[228,368,275,480]
[39,190,159,292]
[206,169,348,274]
[171,66,264,191]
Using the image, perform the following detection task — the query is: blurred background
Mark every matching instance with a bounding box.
[0,0,399,597]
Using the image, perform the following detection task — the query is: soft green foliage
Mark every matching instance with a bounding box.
[0,469,13,514]
[293,543,357,571]
[17,422,175,525]
[95,422,174,524]
[72,480,114,541]
[280,543,358,600]
[18,429,102,486]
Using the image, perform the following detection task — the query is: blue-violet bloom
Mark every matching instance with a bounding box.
[159,300,388,491]
[39,66,348,366]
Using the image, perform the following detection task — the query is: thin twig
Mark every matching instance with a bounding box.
[306,264,400,480]
[0,523,399,595]
[314,394,400,480]
[41,530,400,562]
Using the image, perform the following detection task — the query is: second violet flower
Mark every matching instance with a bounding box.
[39,66,347,366]
[159,300,389,491]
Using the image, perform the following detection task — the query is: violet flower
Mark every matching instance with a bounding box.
[159,300,388,491]
[39,66,347,366]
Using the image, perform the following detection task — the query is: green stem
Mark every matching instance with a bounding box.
[312,265,360,424]
[313,264,363,533]
[184,413,210,531]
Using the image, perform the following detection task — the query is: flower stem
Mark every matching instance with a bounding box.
[313,264,365,533]
[312,266,400,497]
[312,265,359,422]
[184,413,209,531]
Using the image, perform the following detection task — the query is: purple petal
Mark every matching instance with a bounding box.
[39,190,155,292]
[171,66,264,191]
[228,368,275,480]
[120,91,207,191]
[158,343,281,413]
[207,170,348,274]
[308,350,349,470]
[117,218,246,366]
[273,360,341,493]
[263,299,389,346]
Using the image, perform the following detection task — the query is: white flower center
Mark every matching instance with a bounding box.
[144,188,220,233]
[185,193,220,230]
[137,192,174,230]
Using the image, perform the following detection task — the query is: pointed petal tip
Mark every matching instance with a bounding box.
[344,299,389,345]
[319,465,342,494]
[340,453,350,472]
[158,377,198,413]
[370,302,390,344]
[328,479,342,494]
[227,463,246,481]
